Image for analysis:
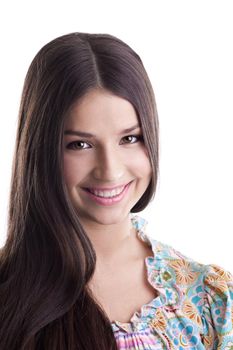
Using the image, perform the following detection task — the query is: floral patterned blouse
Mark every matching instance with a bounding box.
[111,215,233,349]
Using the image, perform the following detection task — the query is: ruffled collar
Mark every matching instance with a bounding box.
[111,214,184,334]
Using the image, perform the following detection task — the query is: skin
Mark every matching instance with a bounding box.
[63,88,152,267]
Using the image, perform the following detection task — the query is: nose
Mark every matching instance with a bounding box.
[92,145,125,182]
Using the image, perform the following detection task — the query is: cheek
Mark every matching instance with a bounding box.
[63,155,86,187]
[127,149,152,178]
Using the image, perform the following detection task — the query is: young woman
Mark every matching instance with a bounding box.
[0,32,232,350]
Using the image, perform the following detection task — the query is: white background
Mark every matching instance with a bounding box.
[0,1,232,271]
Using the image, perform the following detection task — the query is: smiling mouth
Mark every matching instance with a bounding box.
[82,181,132,206]
[84,184,127,198]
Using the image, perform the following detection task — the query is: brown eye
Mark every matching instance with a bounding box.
[121,135,143,144]
[66,141,91,150]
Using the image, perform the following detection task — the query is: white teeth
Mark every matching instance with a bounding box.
[89,186,125,198]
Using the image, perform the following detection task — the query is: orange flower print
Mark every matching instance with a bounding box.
[200,333,215,349]
[150,309,167,332]
[182,298,202,327]
[168,259,199,285]
[210,265,233,282]
[205,274,229,295]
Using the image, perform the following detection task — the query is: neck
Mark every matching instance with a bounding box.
[79,214,135,265]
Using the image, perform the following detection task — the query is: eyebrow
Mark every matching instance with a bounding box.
[64,124,141,138]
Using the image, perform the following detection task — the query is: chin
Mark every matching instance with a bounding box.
[77,207,132,227]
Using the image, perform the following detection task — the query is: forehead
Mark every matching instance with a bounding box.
[65,89,139,130]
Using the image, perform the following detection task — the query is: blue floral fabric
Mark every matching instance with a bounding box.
[111,215,233,349]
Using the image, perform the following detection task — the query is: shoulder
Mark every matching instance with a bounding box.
[149,236,233,344]
[145,235,208,289]
[148,234,233,295]
[132,215,233,345]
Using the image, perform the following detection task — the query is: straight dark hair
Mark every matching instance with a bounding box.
[0,32,159,349]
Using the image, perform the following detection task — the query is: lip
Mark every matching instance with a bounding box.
[83,181,132,206]
[84,181,132,191]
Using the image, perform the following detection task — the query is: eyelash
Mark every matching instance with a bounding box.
[66,134,143,151]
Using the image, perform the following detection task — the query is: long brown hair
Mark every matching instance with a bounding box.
[0,32,159,349]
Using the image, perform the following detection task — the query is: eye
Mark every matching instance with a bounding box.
[65,134,143,150]
[120,134,143,144]
[66,140,91,150]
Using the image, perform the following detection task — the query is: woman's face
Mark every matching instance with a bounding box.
[63,89,152,226]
